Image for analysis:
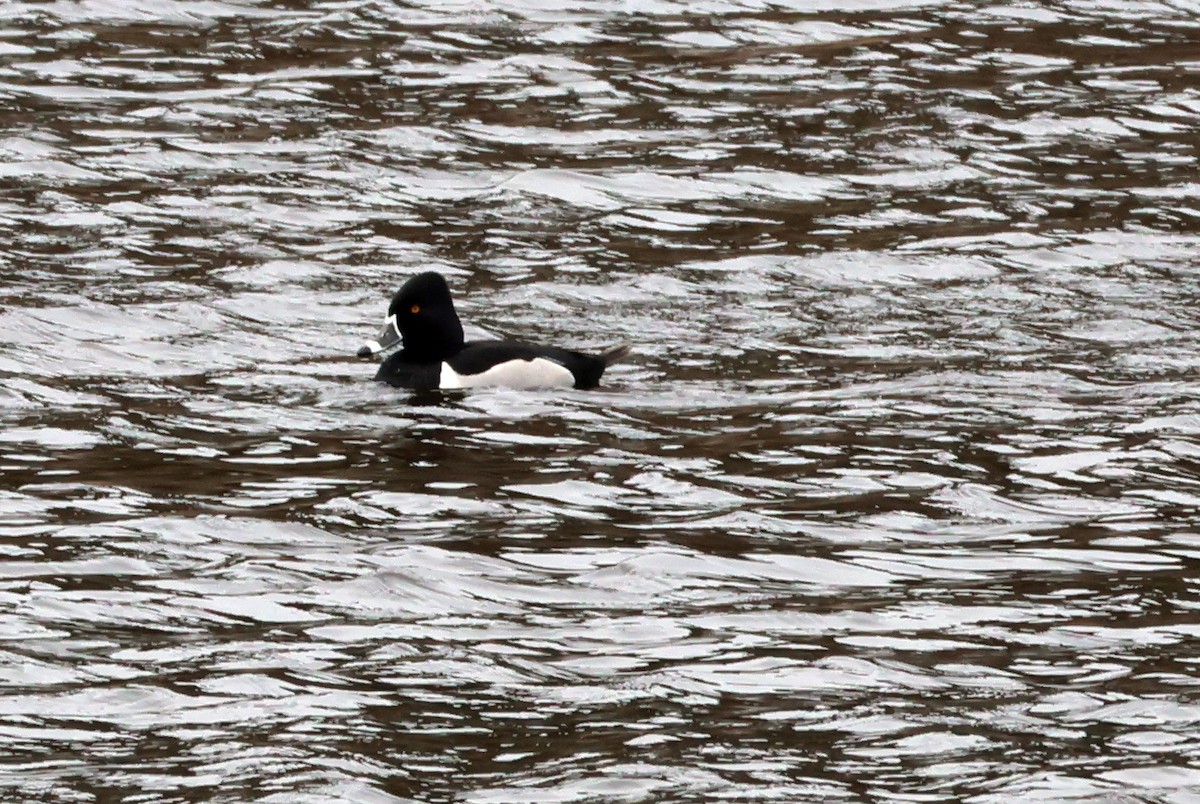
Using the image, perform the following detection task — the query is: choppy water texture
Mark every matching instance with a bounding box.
[2,0,1200,801]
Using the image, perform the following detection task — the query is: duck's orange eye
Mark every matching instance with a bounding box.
[410,304,421,315]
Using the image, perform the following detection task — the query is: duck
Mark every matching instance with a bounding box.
[357,271,630,391]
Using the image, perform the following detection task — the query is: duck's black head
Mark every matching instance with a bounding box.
[357,271,465,362]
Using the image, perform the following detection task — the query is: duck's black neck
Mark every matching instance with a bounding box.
[402,318,464,363]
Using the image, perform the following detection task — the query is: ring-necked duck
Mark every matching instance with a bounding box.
[357,272,630,391]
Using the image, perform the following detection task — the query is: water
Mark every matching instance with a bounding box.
[2,1,1200,801]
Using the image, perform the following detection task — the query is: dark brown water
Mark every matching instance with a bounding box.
[3,1,1200,801]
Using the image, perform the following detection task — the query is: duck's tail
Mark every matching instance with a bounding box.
[600,344,633,366]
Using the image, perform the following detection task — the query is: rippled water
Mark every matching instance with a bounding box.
[3,1,1200,801]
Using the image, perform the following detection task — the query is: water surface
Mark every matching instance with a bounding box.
[2,1,1200,801]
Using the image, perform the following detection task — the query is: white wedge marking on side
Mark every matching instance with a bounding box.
[440,358,575,390]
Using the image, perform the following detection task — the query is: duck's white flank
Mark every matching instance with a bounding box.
[439,358,575,390]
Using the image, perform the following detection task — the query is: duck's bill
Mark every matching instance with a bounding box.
[356,314,401,358]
